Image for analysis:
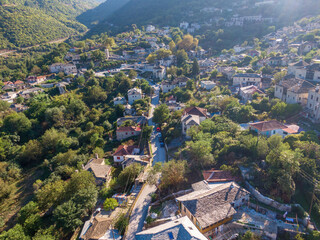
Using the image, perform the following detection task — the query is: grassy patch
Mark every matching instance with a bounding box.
[0,167,43,232]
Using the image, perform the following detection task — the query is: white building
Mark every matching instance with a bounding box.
[181,107,208,136]
[49,63,77,75]
[146,25,156,32]
[295,63,320,82]
[153,65,166,80]
[200,81,216,90]
[113,96,126,105]
[275,78,315,106]
[232,73,261,86]
[307,85,320,122]
[180,21,189,29]
[161,76,189,93]
[128,88,142,104]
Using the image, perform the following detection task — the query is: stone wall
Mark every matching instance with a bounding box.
[245,181,292,212]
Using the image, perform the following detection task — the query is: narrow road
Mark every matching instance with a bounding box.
[124,83,166,240]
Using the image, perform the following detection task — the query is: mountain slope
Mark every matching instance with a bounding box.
[77,0,130,27]
[88,0,320,32]
[0,0,100,49]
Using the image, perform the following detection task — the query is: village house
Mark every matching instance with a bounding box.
[200,80,216,90]
[249,120,300,138]
[298,41,317,55]
[260,76,273,90]
[239,85,264,102]
[217,66,236,80]
[161,76,189,93]
[19,88,44,99]
[128,88,143,105]
[1,91,17,102]
[10,103,28,112]
[49,63,77,75]
[274,77,315,106]
[153,65,166,80]
[306,85,320,122]
[232,73,262,87]
[113,96,126,105]
[247,49,260,57]
[176,182,250,238]
[26,75,47,85]
[181,107,208,136]
[287,60,309,75]
[116,116,147,127]
[136,216,207,240]
[83,155,112,185]
[113,144,140,163]
[121,155,150,169]
[116,126,141,141]
[80,216,121,240]
[295,63,320,82]
[146,25,156,32]
[267,56,288,67]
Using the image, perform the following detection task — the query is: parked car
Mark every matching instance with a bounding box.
[156,127,161,132]
[160,142,165,147]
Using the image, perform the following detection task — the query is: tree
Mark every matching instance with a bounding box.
[159,160,188,191]
[192,58,200,76]
[273,71,287,84]
[3,112,31,137]
[53,200,83,231]
[117,163,143,191]
[19,140,43,165]
[103,198,118,211]
[241,231,261,240]
[177,35,198,51]
[114,213,129,235]
[128,70,137,79]
[176,49,188,67]
[18,201,39,224]
[153,104,170,125]
[187,140,214,167]
[0,224,30,240]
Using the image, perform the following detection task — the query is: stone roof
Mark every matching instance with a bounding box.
[289,60,308,67]
[240,85,264,95]
[249,120,287,132]
[136,216,207,240]
[184,107,207,118]
[128,87,142,95]
[82,217,112,240]
[181,114,200,126]
[84,157,111,179]
[176,182,249,229]
[278,78,314,93]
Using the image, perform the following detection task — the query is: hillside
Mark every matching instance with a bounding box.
[77,0,130,27]
[0,0,100,49]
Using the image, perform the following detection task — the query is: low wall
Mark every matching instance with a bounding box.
[245,181,292,212]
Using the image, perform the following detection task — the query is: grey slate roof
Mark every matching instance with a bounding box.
[136,216,207,240]
[278,78,314,93]
[177,182,249,229]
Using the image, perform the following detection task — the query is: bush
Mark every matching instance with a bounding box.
[115,213,129,235]
[103,198,118,211]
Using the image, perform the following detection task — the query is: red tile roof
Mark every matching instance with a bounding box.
[116,126,141,132]
[113,145,138,156]
[249,120,287,132]
[184,107,207,118]
[202,169,239,183]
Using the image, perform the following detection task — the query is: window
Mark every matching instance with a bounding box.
[317,97,319,102]
[311,95,314,99]
[125,132,128,135]
[132,132,134,135]
[117,157,120,160]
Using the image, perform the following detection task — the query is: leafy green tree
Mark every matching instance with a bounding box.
[103,198,118,211]
[187,140,214,167]
[241,231,261,240]
[128,70,137,79]
[3,112,32,137]
[0,224,30,240]
[117,163,142,191]
[153,104,170,125]
[176,49,188,67]
[114,213,129,235]
[159,160,188,191]
[35,179,66,210]
[53,200,83,231]
[19,140,43,165]
[18,201,39,224]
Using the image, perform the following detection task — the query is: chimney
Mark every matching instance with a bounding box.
[95,153,99,159]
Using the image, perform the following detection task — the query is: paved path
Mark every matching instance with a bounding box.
[124,83,166,240]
